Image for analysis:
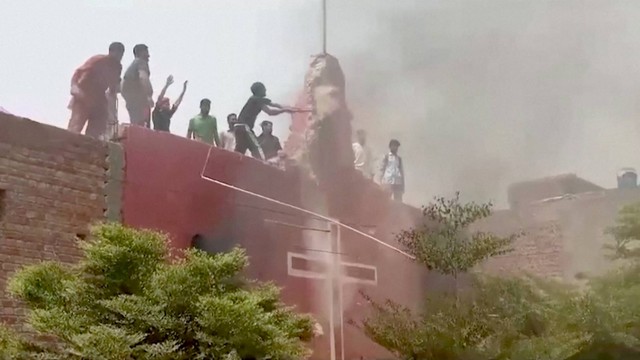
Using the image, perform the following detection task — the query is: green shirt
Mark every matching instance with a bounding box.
[188,114,220,145]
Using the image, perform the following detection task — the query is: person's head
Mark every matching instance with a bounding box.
[356,129,367,145]
[389,139,401,154]
[157,97,170,110]
[260,120,273,135]
[108,42,125,62]
[200,99,211,115]
[227,113,237,128]
[133,44,149,61]
[251,82,267,97]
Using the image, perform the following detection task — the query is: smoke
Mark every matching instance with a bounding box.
[286,0,640,207]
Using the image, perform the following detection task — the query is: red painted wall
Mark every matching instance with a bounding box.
[121,126,426,359]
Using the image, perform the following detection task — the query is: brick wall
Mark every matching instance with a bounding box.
[0,114,108,329]
[479,187,640,281]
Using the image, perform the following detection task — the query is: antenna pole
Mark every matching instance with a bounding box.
[322,0,327,54]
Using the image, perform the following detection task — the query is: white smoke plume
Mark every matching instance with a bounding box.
[284,0,640,207]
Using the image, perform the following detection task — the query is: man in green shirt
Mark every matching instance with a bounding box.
[187,98,221,146]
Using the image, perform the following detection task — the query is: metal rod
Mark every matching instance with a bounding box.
[292,246,347,255]
[200,147,415,260]
[265,219,330,233]
[334,224,346,360]
[322,0,327,54]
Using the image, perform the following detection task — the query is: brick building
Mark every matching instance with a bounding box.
[0,113,425,360]
[480,172,640,281]
[3,110,637,357]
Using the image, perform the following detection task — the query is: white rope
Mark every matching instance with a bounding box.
[199,147,415,260]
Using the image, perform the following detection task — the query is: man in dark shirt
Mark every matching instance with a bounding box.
[152,75,187,132]
[257,120,282,160]
[235,82,306,160]
[67,42,124,139]
[122,44,153,127]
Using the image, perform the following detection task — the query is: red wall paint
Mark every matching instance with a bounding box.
[121,126,426,359]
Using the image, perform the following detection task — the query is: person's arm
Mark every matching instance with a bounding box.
[173,80,188,109]
[107,63,122,95]
[270,102,312,114]
[156,75,173,104]
[275,137,282,152]
[399,156,405,191]
[187,118,194,139]
[213,120,221,147]
[261,104,286,116]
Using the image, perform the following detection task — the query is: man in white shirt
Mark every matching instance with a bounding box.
[220,113,237,151]
[352,129,373,179]
[380,139,405,202]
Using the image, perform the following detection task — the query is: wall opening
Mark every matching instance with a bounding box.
[0,189,6,221]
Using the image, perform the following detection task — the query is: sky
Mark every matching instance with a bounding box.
[4,0,640,207]
[0,0,319,139]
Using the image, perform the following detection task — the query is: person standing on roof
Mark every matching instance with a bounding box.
[67,42,124,139]
[187,98,221,146]
[152,75,187,132]
[379,139,405,202]
[352,129,373,179]
[122,44,153,127]
[235,82,307,160]
[257,120,282,160]
[220,113,238,151]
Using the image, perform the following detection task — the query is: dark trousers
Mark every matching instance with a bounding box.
[391,184,404,202]
[234,124,264,160]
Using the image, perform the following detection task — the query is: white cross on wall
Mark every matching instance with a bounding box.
[287,223,378,360]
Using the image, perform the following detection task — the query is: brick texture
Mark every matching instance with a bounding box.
[0,114,107,329]
[482,221,565,278]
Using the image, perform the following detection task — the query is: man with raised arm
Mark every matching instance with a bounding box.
[152,75,187,132]
[235,82,308,160]
[67,42,124,139]
[122,44,153,127]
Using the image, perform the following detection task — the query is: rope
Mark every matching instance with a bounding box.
[199,146,415,260]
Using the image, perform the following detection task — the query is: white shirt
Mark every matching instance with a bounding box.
[352,142,373,178]
[381,153,404,185]
[220,130,236,151]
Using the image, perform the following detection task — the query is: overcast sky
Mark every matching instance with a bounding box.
[4,0,640,207]
[0,0,319,140]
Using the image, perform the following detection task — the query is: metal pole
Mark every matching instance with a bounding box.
[322,0,327,54]
[335,224,345,360]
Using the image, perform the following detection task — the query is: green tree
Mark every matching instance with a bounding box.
[356,193,525,360]
[396,193,516,296]
[358,198,640,360]
[605,202,640,259]
[4,223,314,360]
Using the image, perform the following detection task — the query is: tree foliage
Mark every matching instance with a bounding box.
[358,196,640,360]
[605,202,640,259]
[3,223,314,360]
[397,192,516,277]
